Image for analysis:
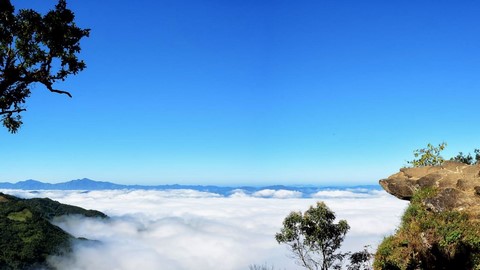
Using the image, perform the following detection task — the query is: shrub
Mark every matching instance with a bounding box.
[374,188,480,269]
[407,142,447,167]
[451,149,480,165]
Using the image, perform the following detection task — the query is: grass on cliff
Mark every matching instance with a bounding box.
[374,188,480,270]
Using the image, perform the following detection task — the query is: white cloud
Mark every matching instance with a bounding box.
[312,190,371,198]
[252,189,303,199]
[311,189,386,199]
[1,189,408,270]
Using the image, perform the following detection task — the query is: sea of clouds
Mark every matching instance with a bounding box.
[1,188,408,270]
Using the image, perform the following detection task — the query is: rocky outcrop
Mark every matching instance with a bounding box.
[375,162,480,269]
[379,161,480,215]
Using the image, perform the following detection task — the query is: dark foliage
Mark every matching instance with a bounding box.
[25,197,107,219]
[347,247,373,270]
[0,0,89,133]
[450,149,480,165]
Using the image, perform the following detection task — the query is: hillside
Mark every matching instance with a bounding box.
[375,161,480,269]
[0,193,107,269]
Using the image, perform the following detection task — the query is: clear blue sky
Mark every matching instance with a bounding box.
[1,0,480,185]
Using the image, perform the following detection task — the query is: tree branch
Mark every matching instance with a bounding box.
[42,81,72,98]
[0,108,26,115]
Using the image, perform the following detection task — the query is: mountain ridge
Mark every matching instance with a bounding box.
[0,179,381,197]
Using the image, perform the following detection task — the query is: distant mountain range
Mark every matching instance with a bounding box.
[0,178,381,197]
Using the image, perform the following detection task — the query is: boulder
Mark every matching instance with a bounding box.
[379,161,480,214]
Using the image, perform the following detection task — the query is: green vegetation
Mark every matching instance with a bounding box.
[0,192,106,219]
[23,196,107,219]
[0,193,107,269]
[408,142,480,167]
[0,0,89,133]
[407,142,447,167]
[374,188,480,269]
[275,202,372,270]
[450,149,480,165]
[7,208,32,222]
[276,202,350,270]
[347,247,373,270]
[0,197,71,269]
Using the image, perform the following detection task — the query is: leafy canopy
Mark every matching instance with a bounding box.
[407,142,447,167]
[0,0,89,133]
[450,149,480,165]
[275,202,350,270]
[407,142,480,167]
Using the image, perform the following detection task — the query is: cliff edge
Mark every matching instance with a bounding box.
[379,161,480,215]
[375,161,480,269]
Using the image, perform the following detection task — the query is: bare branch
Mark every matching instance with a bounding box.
[42,81,72,98]
[0,108,26,115]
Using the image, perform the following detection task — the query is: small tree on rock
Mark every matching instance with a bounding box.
[407,142,447,167]
[275,202,350,270]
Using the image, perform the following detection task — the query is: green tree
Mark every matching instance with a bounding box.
[347,246,373,270]
[275,202,350,270]
[407,142,447,167]
[450,149,480,165]
[0,0,89,133]
[451,151,474,165]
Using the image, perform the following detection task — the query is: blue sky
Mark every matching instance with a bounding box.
[1,0,480,185]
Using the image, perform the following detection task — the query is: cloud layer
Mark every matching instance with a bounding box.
[2,189,408,270]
